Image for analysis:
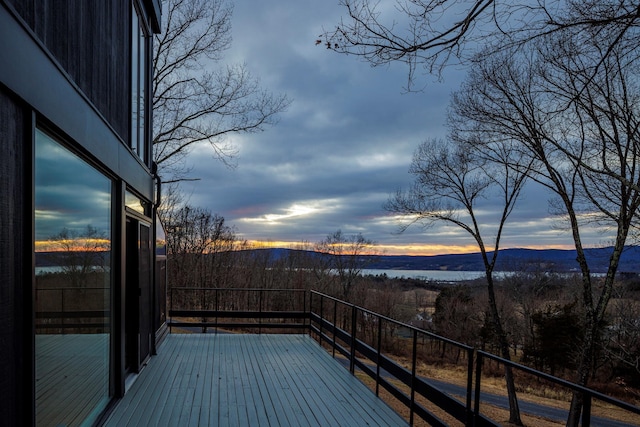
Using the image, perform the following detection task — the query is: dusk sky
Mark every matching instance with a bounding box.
[179,0,614,256]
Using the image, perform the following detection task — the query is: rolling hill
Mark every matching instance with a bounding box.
[248,246,640,274]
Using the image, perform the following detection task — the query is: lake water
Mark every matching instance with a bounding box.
[362,269,486,281]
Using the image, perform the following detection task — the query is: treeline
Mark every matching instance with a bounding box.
[433,273,640,397]
[163,205,411,318]
[163,205,640,401]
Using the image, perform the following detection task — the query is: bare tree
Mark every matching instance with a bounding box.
[450,32,640,423]
[323,2,640,422]
[501,265,566,361]
[433,285,484,348]
[163,205,237,289]
[153,0,291,181]
[386,137,530,425]
[315,230,377,302]
[46,225,110,287]
[321,0,640,89]
[603,286,640,383]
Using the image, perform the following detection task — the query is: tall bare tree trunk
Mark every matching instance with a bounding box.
[487,275,523,426]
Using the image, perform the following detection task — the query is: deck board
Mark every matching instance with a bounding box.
[265,336,341,426]
[245,336,295,426]
[104,334,407,426]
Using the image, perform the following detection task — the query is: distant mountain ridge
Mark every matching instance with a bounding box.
[35,246,640,274]
[249,246,640,274]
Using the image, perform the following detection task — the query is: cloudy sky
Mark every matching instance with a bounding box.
[35,130,112,248]
[179,0,612,256]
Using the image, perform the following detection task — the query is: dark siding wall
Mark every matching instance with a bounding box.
[8,0,130,145]
[0,87,27,426]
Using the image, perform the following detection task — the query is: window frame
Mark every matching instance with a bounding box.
[33,125,116,426]
[131,1,152,167]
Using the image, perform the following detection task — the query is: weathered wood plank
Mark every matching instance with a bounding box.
[188,333,214,426]
[297,335,408,426]
[114,333,185,426]
[240,335,288,426]
[262,335,341,426]
[235,336,263,425]
[258,336,317,425]
[104,334,408,426]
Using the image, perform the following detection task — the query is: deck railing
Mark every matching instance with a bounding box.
[169,287,309,332]
[474,350,640,427]
[168,287,640,426]
[308,291,486,426]
[35,286,110,333]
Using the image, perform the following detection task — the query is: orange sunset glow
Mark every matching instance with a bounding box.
[34,237,578,256]
[244,240,576,256]
[35,238,111,253]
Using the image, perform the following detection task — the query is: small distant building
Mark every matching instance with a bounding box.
[409,311,433,329]
[415,311,432,323]
[0,1,166,425]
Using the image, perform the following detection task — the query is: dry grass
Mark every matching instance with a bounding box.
[357,370,640,426]
[349,352,640,426]
[355,373,571,427]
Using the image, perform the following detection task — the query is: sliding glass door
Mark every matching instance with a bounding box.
[34,129,112,426]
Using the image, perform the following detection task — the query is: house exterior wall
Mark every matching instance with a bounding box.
[7,0,132,146]
[0,1,163,425]
[0,86,29,426]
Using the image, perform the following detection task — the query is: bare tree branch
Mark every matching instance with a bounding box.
[450,32,640,425]
[385,136,530,425]
[321,0,640,89]
[153,0,291,182]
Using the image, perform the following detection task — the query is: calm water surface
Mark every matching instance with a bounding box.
[362,269,487,281]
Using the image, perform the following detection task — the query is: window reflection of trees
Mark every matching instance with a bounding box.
[34,130,112,426]
[44,225,110,284]
[36,224,111,334]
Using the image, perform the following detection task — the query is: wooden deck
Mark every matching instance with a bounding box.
[104,334,407,427]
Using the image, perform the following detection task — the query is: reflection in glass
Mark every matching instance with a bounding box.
[131,8,147,162]
[125,190,149,215]
[155,215,167,328]
[34,130,112,426]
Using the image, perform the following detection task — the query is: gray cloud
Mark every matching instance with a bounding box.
[176,0,613,254]
[35,131,112,241]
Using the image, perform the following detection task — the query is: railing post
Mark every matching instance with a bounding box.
[319,296,324,345]
[169,286,173,334]
[201,287,206,333]
[376,316,382,396]
[258,288,263,335]
[303,290,308,333]
[474,351,483,426]
[582,394,592,427]
[332,299,337,358]
[410,329,418,426]
[61,288,65,333]
[466,347,474,426]
[349,304,357,374]
[308,291,312,337]
[214,288,218,334]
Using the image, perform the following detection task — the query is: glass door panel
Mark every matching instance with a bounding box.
[34,130,112,426]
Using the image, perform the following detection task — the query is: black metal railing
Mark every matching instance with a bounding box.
[35,286,110,333]
[474,350,640,427]
[308,291,493,427]
[168,287,308,332]
[168,287,640,426]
